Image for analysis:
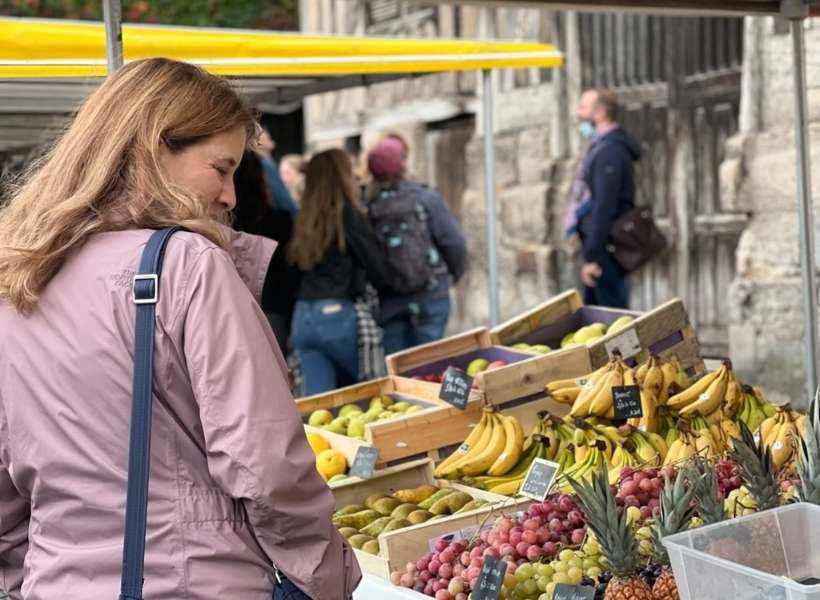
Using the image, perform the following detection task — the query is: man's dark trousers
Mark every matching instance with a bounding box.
[583,252,628,308]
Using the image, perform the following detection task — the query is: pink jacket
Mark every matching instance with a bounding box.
[0,228,361,599]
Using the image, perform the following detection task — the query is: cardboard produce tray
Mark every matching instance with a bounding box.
[491,290,704,375]
[297,376,483,467]
[384,328,592,407]
[330,458,531,580]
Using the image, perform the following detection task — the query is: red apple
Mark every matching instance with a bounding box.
[484,360,509,371]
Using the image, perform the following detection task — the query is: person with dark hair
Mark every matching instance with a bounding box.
[233,150,299,349]
[569,88,641,308]
[366,138,468,355]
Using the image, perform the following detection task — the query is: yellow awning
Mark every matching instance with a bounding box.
[0,17,563,79]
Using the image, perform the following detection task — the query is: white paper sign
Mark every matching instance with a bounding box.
[604,328,642,360]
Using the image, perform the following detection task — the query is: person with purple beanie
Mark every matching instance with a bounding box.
[365,138,468,355]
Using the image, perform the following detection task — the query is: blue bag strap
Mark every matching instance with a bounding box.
[120,227,182,600]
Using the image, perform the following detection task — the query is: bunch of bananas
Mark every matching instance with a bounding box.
[553,354,690,433]
[434,409,524,480]
[734,385,776,432]
[759,406,805,471]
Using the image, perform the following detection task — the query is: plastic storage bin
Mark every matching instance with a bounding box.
[662,503,820,600]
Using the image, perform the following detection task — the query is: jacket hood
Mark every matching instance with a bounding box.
[600,126,641,161]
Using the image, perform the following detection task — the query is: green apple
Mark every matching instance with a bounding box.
[589,322,608,335]
[338,404,363,418]
[308,409,333,428]
[607,315,635,335]
[573,325,600,344]
[466,358,490,376]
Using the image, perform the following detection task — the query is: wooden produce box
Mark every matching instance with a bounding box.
[384,327,592,407]
[491,289,704,375]
[297,376,483,467]
[330,458,531,579]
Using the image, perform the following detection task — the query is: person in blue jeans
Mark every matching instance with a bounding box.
[288,149,392,395]
[365,137,468,355]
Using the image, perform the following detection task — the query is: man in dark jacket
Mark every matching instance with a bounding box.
[573,88,641,308]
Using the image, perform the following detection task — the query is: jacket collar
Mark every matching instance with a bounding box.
[221,225,276,305]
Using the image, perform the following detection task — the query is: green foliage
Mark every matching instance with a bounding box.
[0,0,298,30]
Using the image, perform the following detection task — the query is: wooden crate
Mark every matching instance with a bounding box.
[587,299,704,375]
[384,328,593,407]
[330,459,531,579]
[298,376,484,466]
[491,290,704,375]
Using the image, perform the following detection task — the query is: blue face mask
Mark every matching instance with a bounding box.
[578,121,596,139]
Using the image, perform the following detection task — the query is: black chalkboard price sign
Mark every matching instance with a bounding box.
[348,446,379,480]
[520,458,560,501]
[553,583,596,600]
[612,385,643,420]
[439,366,473,410]
[472,555,506,600]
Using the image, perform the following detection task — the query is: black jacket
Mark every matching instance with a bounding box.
[578,126,642,264]
[296,205,391,301]
[234,207,300,319]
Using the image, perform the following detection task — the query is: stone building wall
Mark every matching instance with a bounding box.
[727,18,820,405]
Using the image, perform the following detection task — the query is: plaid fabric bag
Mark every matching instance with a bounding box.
[353,284,385,381]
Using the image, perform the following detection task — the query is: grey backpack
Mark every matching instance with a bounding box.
[367,182,441,295]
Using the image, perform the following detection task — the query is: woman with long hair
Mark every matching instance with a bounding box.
[289,149,390,395]
[0,58,358,599]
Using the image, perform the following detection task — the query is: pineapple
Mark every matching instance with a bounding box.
[688,456,727,525]
[651,467,699,600]
[798,393,820,504]
[728,420,785,575]
[728,421,780,511]
[568,468,653,600]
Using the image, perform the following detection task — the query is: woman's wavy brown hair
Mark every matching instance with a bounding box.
[0,57,256,313]
[289,149,361,271]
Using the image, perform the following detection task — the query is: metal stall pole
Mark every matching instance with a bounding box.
[102,0,124,73]
[784,0,820,404]
[481,68,500,327]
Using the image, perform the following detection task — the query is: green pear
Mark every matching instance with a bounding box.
[358,411,380,424]
[379,395,395,407]
[530,344,552,354]
[377,411,394,420]
[405,405,424,414]
[391,401,412,412]
[607,315,635,335]
[328,474,349,483]
[308,409,333,427]
[346,418,366,438]
[368,396,385,411]
[512,343,531,350]
[322,417,348,435]
[338,404,363,418]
